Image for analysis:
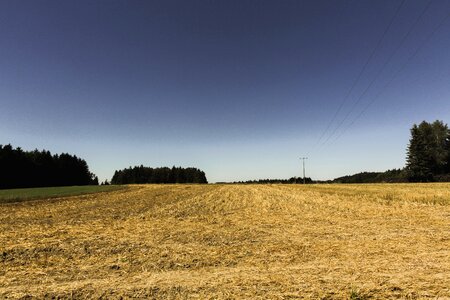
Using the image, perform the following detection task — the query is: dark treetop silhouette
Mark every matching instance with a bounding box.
[0,144,98,189]
[111,165,207,184]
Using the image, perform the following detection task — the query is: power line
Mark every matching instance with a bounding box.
[321,0,434,146]
[332,8,450,143]
[312,0,406,150]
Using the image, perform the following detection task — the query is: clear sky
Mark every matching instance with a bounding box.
[1,0,450,183]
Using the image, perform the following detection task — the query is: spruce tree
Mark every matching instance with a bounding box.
[406,120,450,181]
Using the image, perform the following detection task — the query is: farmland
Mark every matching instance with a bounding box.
[0,184,449,299]
[0,185,125,204]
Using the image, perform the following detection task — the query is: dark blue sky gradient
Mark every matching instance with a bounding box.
[1,0,450,182]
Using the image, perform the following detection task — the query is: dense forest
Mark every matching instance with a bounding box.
[0,144,98,189]
[111,166,208,184]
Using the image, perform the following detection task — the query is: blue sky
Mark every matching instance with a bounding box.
[1,0,450,182]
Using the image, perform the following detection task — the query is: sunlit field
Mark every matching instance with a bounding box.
[1,184,449,298]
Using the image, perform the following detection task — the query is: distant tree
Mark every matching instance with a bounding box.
[406,120,450,182]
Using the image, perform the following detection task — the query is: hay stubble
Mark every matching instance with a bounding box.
[0,184,449,298]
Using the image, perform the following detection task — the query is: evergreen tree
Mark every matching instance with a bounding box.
[406,120,450,182]
[92,176,99,185]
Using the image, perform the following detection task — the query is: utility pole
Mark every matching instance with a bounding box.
[300,157,308,184]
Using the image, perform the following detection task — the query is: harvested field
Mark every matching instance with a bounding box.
[0,184,449,299]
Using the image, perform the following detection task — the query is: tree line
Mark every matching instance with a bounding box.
[330,120,450,183]
[111,165,208,184]
[232,177,313,184]
[2,120,447,188]
[332,169,405,184]
[0,144,98,189]
[231,120,450,184]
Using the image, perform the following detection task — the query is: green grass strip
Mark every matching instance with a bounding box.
[0,185,125,204]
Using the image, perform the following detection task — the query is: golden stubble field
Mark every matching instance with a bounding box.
[0,184,449,299]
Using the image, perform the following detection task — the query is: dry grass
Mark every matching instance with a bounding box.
[0,183,449,299]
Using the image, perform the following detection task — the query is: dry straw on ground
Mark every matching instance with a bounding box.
[1,184,449,299]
